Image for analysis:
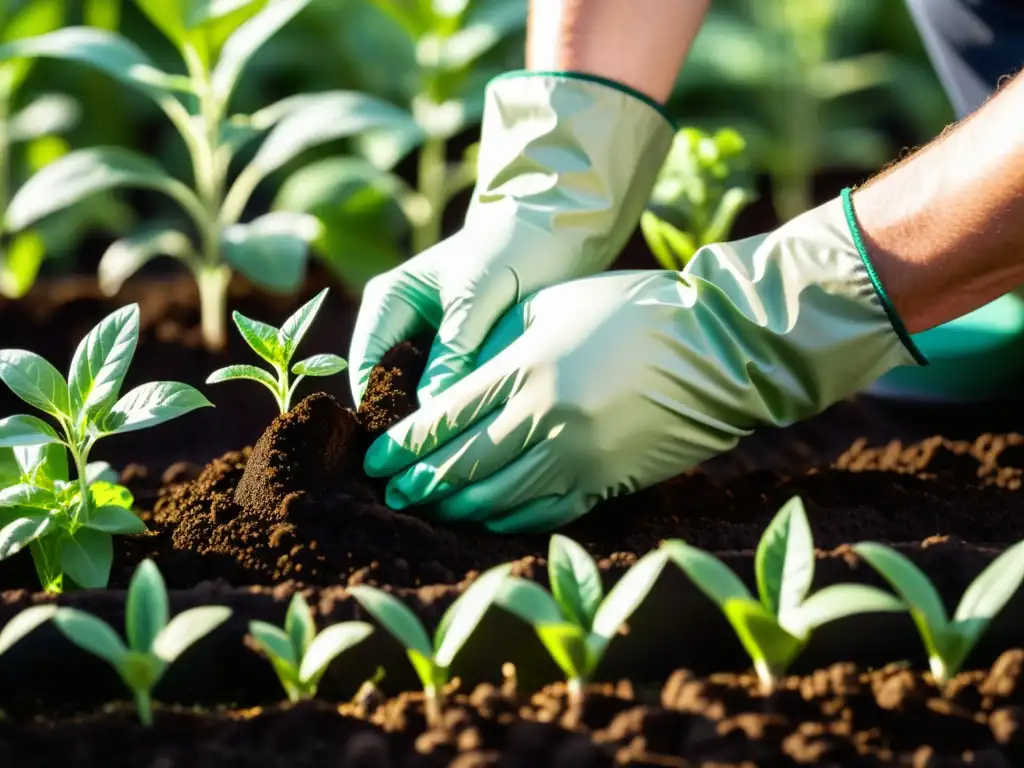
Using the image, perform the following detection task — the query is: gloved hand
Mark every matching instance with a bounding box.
[362,189,927,533]
[347,72,674,404]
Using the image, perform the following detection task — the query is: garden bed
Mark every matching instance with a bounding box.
[4,275,1024,766]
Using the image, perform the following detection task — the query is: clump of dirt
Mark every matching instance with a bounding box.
[356,339,430,440]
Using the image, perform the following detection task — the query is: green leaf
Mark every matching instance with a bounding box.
[231,311,284,365]
[349,585,434,661]
[0,604,57,657]
[0,0,65,96]
[211,0,311,103]
[100,381,213,435]
[591,549,668,642]
[89,481,134,509]
[14,442,68,485]
[0,414,61,448]
[84,462,119,485]
[547,534,603,630]
[8,93,80,143]
[703,187,755,245]
[52,607,127,666]
[67,303,139,422]
[0,232,47,299]
[495,576,566,625]
[86,505,147,534]
[291,354,346,378]
[0,27,188,102]
[278,288,328,358]
[662,540,753,607]
[7,147,199,232]
[98,228,195,296]
[535,622,590,682]
[0,350,70,418]
[249,620,297,668]
[59,528,113,589]
[299,621,374,685]
[0,482,56,509]
[407,648,440,691]
[434,563,512,667]
[952,539,1024,650]
[785,584,905,639]
[136,0,262,46]
[152,606,231,663]
[247,91,420,179]
[722,597,804,675]
[206,364,278,392]
[222,211,318,294]
[285,592,316,659]
[756,496,814,618]
[126,560,169,653]
[0,515,53,560]
[853,543,949,631]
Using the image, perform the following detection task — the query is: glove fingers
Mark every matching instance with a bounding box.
[417,266,521,403]
[485,494,591,534]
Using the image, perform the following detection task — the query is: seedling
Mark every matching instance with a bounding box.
[0,304,210,591]
[0,603,56,657]
[853,540,1024,686]
[349,562,513,727]
[0,2,419,349]
[248,592,374,702]
[641,127,755,269]
[52,559,231,726]
[496,536,669,706]
[206,288,347,414]
[664,497,906,692]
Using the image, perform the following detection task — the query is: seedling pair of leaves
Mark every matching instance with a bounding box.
[52,559,231,726]
[207,288,347,414]
[248,592,374,702]
[0,304,211,592]
[664,497,906,691]
[349,563,513,726]
[496,535,669,704]
[854,540,1024,686]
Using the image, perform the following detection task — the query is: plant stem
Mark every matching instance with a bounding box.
[412,137,446,254]
[196,264,231,351]
[0,93,9,239]
[71,446,90,529]
[567,677,586,709]
[754,659,779,694]
[424,685,444,729]
[134,689,154,727]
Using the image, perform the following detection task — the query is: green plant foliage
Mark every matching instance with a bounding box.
[0,603,56,656]
[206,287,346,414]
[0,304,211,592]
[52,558,231,725]
[349,562,512,726]
[854,540,1024,685]
[248,592,374,702]
[664,497,906,691]
[642,126,756,268]
[0,0,418,349]
[496,537,668,702]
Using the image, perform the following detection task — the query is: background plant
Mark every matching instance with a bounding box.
[52,558,231,725]
[854,540,1024,686]
[0,0,420,350]
[497,537,669,706]
[248,592,374,702]
[0,603,56,658]
[350,562,512,727]
[664,497,906,691]
[0,303,211,591]
[207,287,346,414]
[641,127,756,269]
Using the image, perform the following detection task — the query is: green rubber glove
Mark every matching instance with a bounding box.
[347,71,674,404]
[363,189,927,533]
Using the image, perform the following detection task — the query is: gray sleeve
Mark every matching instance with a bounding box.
[905,0,1024,117]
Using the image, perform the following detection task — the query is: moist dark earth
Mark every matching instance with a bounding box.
[4,275,1024,766]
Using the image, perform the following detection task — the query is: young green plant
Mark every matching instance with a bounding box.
[641,127,755,269]
[0,1,420,349]
[495,536,669,706]
[206,287,346,414]
[664,497,906,692]
[0,603,56,658]
[52,558,231,726]
[349,562,513,727]
[853,540,1024,686]
[248,592,374,702]
[0,303,211,591]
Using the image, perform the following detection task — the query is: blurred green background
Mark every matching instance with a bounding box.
[0,0,953,311]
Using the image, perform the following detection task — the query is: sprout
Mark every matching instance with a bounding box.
[496,536,669,706]
[853,540,1024,685]
[0,604,57,657]
[207,288,347,414]
[52,559,231,725]
[349,562,512,727]
[664,497,906,692]
[248,592,374,702]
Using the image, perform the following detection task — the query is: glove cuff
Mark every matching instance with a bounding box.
[840,187,928,366]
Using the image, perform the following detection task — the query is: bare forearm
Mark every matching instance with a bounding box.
[854,71,1024,334]
[526,0,709,103]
